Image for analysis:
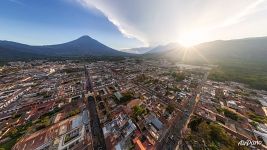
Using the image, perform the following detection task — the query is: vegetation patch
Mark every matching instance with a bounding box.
[166,104,175,114]
[0,122,33,150]
[132,105,147,118]
[222,109,241,121]
[67,108,81,118]
[208,61,267,90]
[171,72,186,82]
[114,92,135,104]
[248,112,267,124]
[186,116,248,150]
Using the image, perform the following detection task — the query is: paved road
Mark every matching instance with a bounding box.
[84,66,93,93]
[84,66,106,150]
[157,73,208,150]
[87,96,106,150]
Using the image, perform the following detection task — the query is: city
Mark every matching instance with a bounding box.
[1,0,267,150]
[1,59,267,150]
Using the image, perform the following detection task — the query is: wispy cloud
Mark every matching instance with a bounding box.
[77,0,149,46]
[104,15,149,46]
[77,0,267,46]
[221,0,266,27]
[8,0,25,6]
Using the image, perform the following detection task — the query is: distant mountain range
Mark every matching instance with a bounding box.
[143,36,267,63]
[194,37,267,61]
[1,36,267,64]
[122,43,181,54]
[145,43,182,54]
[122,47,154,54]
[0,35,131,60]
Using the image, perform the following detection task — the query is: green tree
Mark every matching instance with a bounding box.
[166,104,175,114]
[133,106,146,117]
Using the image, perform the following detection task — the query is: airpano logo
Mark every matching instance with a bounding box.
[238,140,262,146]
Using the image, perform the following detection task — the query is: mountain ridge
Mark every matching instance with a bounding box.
[142,36,267,64]
[1,36,267,63]
[0,35,132,60]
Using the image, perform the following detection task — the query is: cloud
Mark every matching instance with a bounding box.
[221,0,266,27]
[8,0,25,6]
[77,0,267,46]
[76,0,149,46]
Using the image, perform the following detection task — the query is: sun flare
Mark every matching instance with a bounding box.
[178,30,208,48]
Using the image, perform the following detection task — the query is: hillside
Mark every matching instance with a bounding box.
[145,37,267,63]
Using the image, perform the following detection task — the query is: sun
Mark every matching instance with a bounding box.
[178,31,206,48]
[179,39,196,48]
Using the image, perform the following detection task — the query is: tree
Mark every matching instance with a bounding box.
[8,128,18,137]
[249,113,267,123]
[68,108,80,117]
[223,109,240,121]
[133,106,146,118]
[166,104,175,114]
[187,118,249,150]
[188,117,202,132]
[171,72,186,82]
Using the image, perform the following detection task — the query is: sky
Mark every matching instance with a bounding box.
[1,0,267,49]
